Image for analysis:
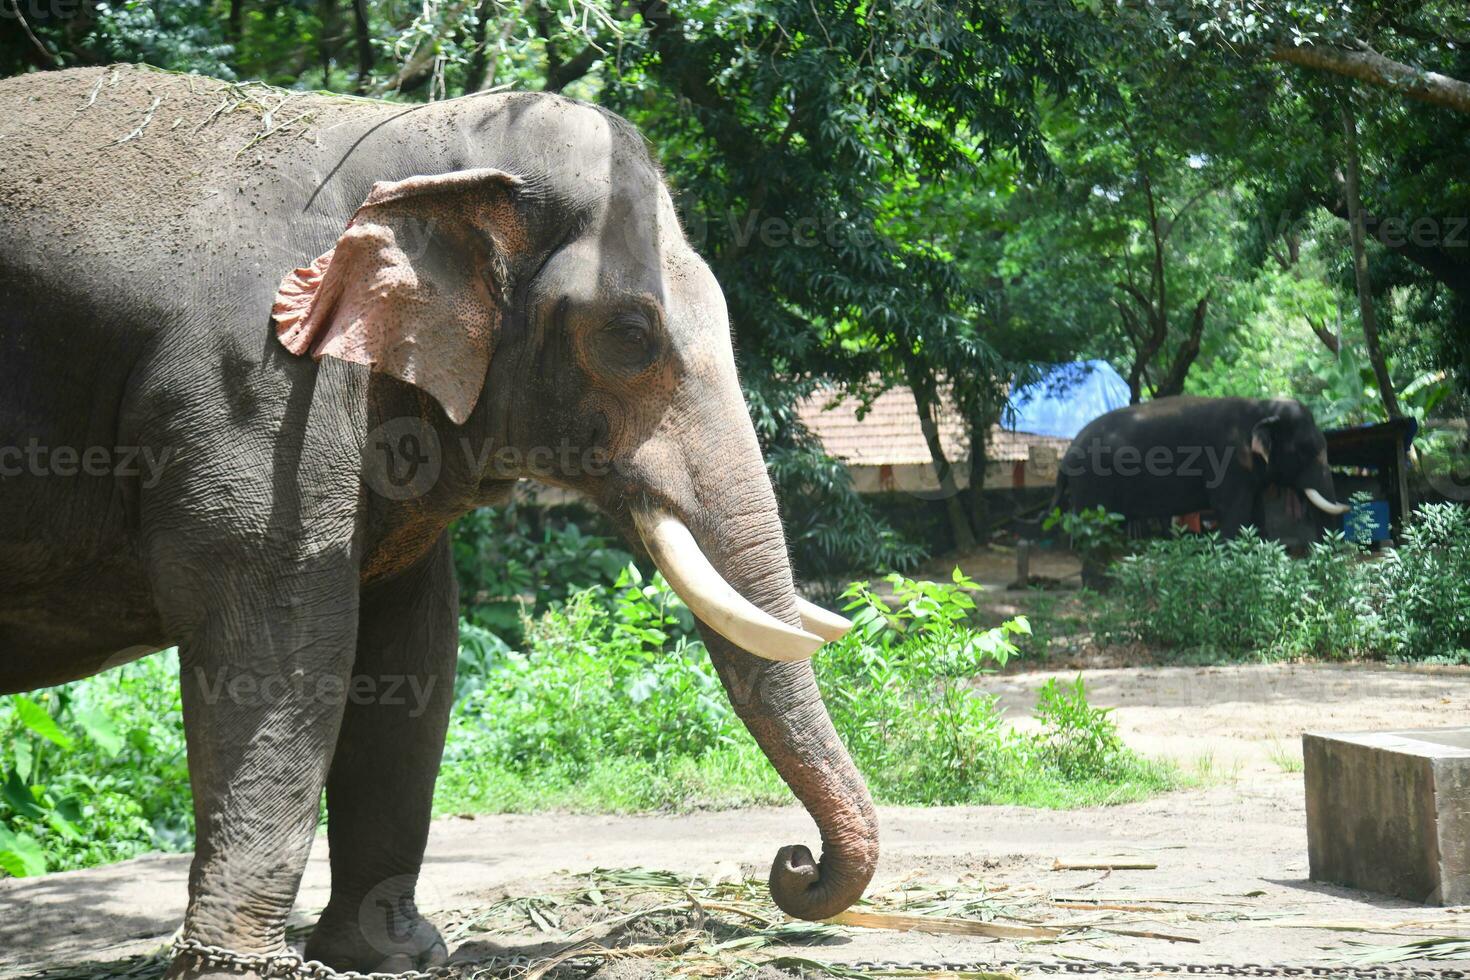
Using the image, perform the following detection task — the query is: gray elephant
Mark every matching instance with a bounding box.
[1055,395,1351,538]
[0,67,872,977]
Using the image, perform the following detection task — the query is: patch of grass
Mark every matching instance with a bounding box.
[1266,740,1304,774]
[434,743,790,816]
[1183,751,1242,787]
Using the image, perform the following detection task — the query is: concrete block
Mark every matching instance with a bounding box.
[1304,729,1470,904]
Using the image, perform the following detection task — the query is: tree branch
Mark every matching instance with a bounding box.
[1317,192,1470,297]
[1154,294,1210,398]
[1303,314,1341,354]
[9,0,59,66]
[1272,42,1470,115]
[375,0,474,95]
[353,0,373,93]
[546,44,600,92]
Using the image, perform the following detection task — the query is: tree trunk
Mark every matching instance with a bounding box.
[317,0,338,89]
[904,367,976,552]
[1338,100,1404,419]
[352,0,373,93]
[967,416,991,548]
[228,0,244,44]
[470,0,531,91]
[1153,294,1210,398]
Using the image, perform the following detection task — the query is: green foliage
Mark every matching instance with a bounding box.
[1374,504,1470,662]
[1033,677,1129,781]
[441,565,1170,813]
[813,570,1167,805]
[1108,531,1308,656]
[0,654,191,876]
[1104,505,1470,662]
[452,501,634,643]
[0,568,1170,878]
[1044,506,1127,567]
[444,566,727,776]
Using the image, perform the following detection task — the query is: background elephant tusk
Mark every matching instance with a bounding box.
[634,509,824,662]
[1304,487,1351,515]
[796,598,852,643]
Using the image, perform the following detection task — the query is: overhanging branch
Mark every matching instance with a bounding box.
[1272,42,1470,115]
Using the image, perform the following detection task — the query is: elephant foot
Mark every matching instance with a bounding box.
[306,899,448,974]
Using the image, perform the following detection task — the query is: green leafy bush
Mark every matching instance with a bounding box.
[442,568,1170,813]
[452,500,635,643]
[2,569,1170,878]
[1107,531,1306,656]
[443,566,732,779]
[817,570,1167,805]
[0,654,190,875]
[1103,504,1470,662]
[1044,506,1127,568]
[1375,504,1470,662]
[1033,677,1129,780]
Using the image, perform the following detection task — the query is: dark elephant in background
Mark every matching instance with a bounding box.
[0,67,868,978]
[1055,396,1351,538]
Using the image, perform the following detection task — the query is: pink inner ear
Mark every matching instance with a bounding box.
[1251,434,1270,463]
[270,169,520,426]
[273,249,337,356]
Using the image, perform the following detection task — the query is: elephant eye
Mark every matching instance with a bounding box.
[598,313,657,372]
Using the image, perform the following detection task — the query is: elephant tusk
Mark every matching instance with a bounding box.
[1304,488,1351,516]
[634,508,825,662]
[796,597,853,643]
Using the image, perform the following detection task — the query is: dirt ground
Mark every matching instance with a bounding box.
[6,661,1470,978]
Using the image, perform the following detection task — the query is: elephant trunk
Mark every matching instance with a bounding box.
[628,432,877,920]
[693,503,878,920]
[708,630,880,920]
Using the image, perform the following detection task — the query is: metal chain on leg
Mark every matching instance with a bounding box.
[170,938,1470,980]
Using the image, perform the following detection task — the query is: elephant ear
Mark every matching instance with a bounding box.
[1250,415,1281,464]
[272,168,525,425]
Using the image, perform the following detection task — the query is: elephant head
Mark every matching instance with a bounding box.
[269,95,878,920]
[1248,400,1350,520]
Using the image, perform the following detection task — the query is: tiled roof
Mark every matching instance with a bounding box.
[796,386,1071,465]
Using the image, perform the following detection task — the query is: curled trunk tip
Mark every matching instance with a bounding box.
[767,825,879,920]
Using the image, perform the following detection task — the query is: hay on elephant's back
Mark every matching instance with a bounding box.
[0,65,372,255]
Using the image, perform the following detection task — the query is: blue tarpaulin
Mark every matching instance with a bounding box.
[1002,361,1131,439]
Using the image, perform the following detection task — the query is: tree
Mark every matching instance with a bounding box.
[1337,98,1403,418]
[1116,1,1470,398]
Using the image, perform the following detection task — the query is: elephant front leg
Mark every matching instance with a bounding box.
[306,539,458,973]
[167,570,359,980]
